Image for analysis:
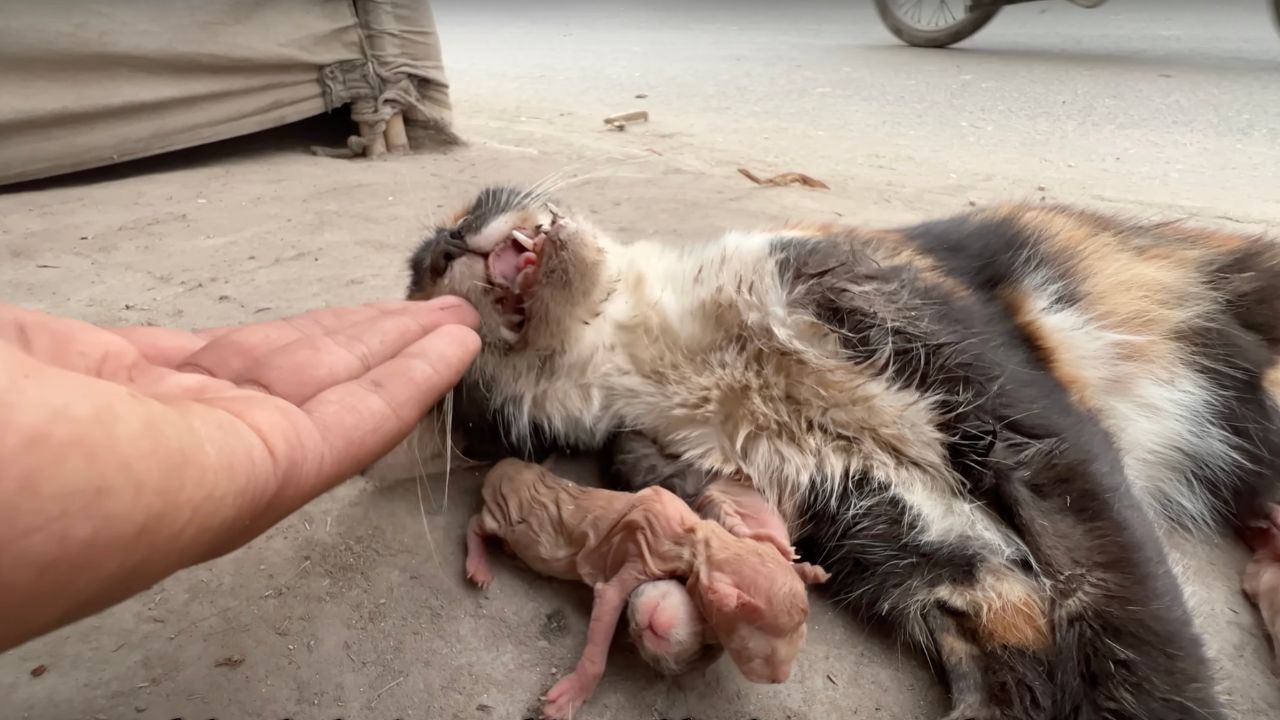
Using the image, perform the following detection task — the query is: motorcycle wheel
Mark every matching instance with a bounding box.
[873,0,1001,48]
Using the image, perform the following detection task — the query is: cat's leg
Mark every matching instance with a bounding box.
[464,513,495,589]
[692,484,796,559]
[984,435,1225,720]
[925,608,999,720]
[801,446,1223,720]
[800,475,1053,720]
[541,570,646,720]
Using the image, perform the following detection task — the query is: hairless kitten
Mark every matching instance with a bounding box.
[464,458,828,719]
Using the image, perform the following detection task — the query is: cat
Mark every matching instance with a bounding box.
[464,457,827,719]
[405,185,1280,720]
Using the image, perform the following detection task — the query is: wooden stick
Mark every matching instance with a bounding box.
[385,112,410,154]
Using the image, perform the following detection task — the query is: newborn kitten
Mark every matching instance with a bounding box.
[609,431,826,676]
[465,458,828,719]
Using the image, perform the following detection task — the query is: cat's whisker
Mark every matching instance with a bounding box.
[412,419,443,573]
[443,389,455,513]
[530,155,656,201]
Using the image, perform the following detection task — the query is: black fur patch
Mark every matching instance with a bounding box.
[445,377,569,464]
[600,431,710,501]
[796,471,985,620]
[772,234,1009,490]
[772,222,1225,719]
[408,185,532,296]
[1184,314,1280,526]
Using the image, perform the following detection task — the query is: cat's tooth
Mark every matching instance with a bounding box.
[512,230,535,250]
[546,202,562,220]
[499,326,520,344]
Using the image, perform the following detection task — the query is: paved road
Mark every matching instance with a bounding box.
[434,0,1280,223]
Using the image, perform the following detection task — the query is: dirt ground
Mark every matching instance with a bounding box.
[2,110,1279,720]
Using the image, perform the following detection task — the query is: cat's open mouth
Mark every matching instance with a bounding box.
[485,226,545,343]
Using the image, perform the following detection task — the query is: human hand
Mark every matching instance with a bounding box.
[0,298,479,651]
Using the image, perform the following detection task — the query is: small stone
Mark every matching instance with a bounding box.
[134,705,147,713]
[214,654,245,668]
[634,93,648,99]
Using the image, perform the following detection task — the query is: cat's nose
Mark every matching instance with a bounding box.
[429,234,468,278]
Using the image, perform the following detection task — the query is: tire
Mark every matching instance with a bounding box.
[1272,0,1280,35]
[873,0,1001,48]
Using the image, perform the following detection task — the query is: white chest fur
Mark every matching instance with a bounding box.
[489,232,1018,558]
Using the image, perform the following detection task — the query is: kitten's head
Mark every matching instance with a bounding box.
[407,186,606,355]
[627,579,723,677]
[690,524,827,685]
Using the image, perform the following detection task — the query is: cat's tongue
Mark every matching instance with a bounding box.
[486,240,537,289]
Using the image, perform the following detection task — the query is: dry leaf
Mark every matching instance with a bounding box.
[214,655,245,668]
[737,168,829,190]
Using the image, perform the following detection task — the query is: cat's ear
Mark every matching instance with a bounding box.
[793,562,831,586]
[703,580,745,614]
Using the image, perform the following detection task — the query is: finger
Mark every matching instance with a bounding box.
[108,327,209,368]
[233,303,477,406]
[297,324,481,487]
[180,297,478,381]
[191,298,472,340]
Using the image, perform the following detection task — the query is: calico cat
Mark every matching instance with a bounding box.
[405,185,1280,720]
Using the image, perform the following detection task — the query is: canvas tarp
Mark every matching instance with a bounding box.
[0,0,454,187]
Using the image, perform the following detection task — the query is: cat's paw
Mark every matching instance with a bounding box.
[465,556,493,589]
[540,670,597,720]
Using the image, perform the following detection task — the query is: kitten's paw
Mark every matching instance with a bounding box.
[745,529,797,560]
[465,556,493,589]
[541,671,595,720]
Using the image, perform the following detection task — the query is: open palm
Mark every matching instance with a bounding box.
[0,297,479,651]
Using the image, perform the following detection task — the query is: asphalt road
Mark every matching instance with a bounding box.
[434,0,1280,224]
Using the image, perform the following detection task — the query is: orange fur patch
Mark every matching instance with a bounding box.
[973,591,1052,651]
[1265,363,1280,406]
[937,564,1052,652]
[1000,286,1093,408]
[991,205,1212,399]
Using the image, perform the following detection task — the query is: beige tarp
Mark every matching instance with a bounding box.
[0,0,454,187]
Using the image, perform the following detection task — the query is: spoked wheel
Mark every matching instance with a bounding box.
[873,0,1001,48]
